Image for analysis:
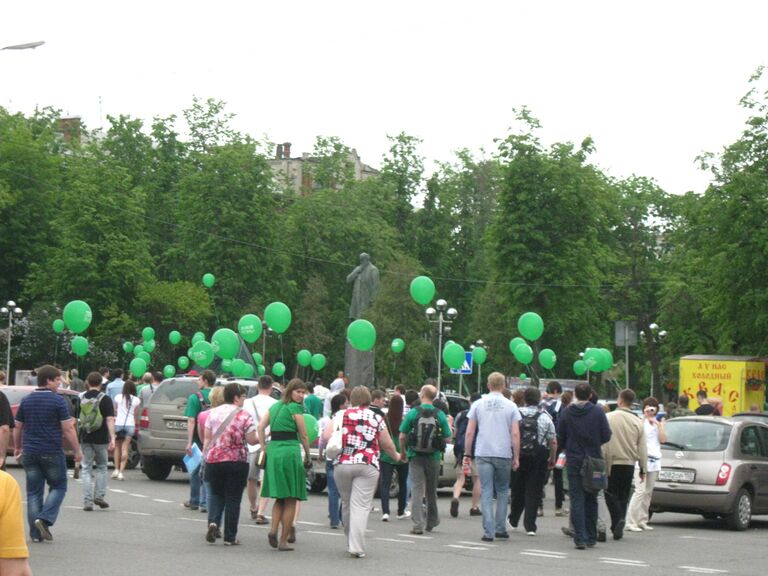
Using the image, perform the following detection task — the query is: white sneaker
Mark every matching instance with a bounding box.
[117,472,124,481]
[382,514,389,522]
[639,523,653,531]
[111,471,119,479]
[527,531,536,536]
[397,511,411,520]
[625,524,642,532]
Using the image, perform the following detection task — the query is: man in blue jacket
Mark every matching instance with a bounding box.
[558,383,611,549]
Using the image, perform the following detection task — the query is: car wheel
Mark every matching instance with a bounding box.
[388,468,400,499]
[725,488,752,531]
[141,457,173,481]
[125,438,142,470]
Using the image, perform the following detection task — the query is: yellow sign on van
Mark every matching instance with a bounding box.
[679,356,765,416]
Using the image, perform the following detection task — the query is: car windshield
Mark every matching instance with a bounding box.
[152,379,199,403]
[663,419,732,452]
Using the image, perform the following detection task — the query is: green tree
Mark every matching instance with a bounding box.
[306,135,355,191]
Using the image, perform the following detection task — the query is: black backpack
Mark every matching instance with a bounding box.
[519,411,543,457]
[453,409,470,458]
[408,406,446,454]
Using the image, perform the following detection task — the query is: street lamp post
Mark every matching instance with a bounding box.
[426,299,457,392]
[640,323,668,399]
[1,301,23,378]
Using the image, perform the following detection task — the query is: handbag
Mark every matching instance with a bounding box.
[324,412,344,460]
[256,448,267,469]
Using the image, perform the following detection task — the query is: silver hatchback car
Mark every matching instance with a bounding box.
[650,416,768,530]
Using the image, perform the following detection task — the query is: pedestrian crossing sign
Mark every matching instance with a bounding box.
[450,352,473,375]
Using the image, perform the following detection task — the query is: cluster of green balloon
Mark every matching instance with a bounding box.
[238,313,263,343]
[409,275,436,306]
[63,300,93,334]
[71,335,89,357]
[509,337,534,365]
[539,348,557,370]
[272,362,286,377]
[264,302,291,334]
[443,341,466,369]
[391,338,405,354]
[227,358,254,378]
[303,414,319,443]
[202,273,216,288]
[347,319,376,352]
[472,346,488,365]
[572,347,613,376]
[518,312,544,341]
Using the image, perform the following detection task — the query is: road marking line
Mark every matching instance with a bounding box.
[521,552,567,559]
[398,533,433,540]
[601,560,649,567]
[680,536,715,541]
[306,530,343,537]
[376,537,415,543]
[153,499,174,503]
[446,544,489,551]
[600,558,646,564]
[679,568,728,574]
[526,549,567,555]
[109,489,127,493]
[121,511,151,516]
[64,505,82,510]
[458,540,496,547]
[177,517,206,523]
[297,520,324,526]
[129,493,148,498]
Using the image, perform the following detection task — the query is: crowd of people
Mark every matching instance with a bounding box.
[0,362,756,569]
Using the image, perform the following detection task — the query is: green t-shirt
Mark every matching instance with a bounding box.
[304,394,323,420]
[399,403,451,461]
[184,387,211,418]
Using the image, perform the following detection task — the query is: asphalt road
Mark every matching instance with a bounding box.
[5,462,765,576]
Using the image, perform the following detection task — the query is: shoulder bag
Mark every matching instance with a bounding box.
[324,410,345,460]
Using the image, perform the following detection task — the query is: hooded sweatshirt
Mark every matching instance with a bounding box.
[323,379,346,418]
[557,401,611,469]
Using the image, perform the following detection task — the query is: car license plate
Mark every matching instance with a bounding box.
[659,469,695,483]
[165,420,187,430]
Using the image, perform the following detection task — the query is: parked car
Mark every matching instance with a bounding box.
[650,416,768,530]
[730,412,768,423]
[137,376,280,481]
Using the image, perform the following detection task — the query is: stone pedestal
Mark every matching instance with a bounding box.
[345,341,375,388]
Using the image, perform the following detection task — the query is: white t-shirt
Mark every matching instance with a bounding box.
[468,391,522,459]
[243,393,277,453]
[114,394,141,428]
[644,419,663,472]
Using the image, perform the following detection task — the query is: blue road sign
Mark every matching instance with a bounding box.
[450,352,473,375]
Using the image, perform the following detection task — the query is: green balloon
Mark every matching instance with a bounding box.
[169,330,182,345]
[62,300,92,334]
[52,319,65,334]
[264,302,292,334]
[391,338,405,354]
[241,363,255,378]
[231,358,247,376]
[409,275,436,306]
[257,364,266,376]
[130,357,148,378]
[310,353,326,371]
[221,358,234,372]
[598,348,614,371]
[272,362,286,377]
[190,340,214,368]
[520,373,528,380]
[123,341,134,354]
[142,326,155,341]
[191,331,205,345]
[133,344,145,356]
[443,342,465,369]
[472,346,488,365]
[143,339,156,354]
[514,343,534,365]
[211,328,239,360]
[583,348,603,372]
[573,359,587,376]
[303,414,319,443]
[71,335,89,357]
[509,337,526,355]
[518,312,544,341]
[238,313,263,343]
[252,352,263,365]
[202,273,215,288]
[137,351,151,365]
[297,349,312,367]
[178,356,190,370]
[539,348,557,370]
[163,364,176,378]
[347,319,376,352]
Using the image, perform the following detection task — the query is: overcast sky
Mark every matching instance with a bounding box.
[2,1,765,195]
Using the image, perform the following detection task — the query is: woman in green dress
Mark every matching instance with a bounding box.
[258,378,311,551]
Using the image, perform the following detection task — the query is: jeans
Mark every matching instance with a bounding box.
[22,452,68,539]
[605,464,635,531]
[477,456,512,537]
[190,462,207,507]
[334,463,379,555]
[509,452,548,533]
[379,461,409,516]
[81,443,109,505]
[206,460,248,543]
[325,460,341,527]
[568,466,598,545]
[409,456,441,531]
